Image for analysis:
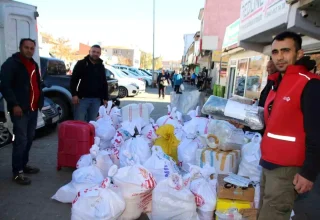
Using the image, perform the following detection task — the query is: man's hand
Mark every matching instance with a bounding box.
[293,174,314,194]
[13,106,23,117]
[103,100,108,106]
[72,96,79,105]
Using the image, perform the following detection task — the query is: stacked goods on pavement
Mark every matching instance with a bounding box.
[53,96,265,220]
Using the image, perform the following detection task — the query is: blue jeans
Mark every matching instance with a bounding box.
[74,98,101,122]
[11,111,38,175]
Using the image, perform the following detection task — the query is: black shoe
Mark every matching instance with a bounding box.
[13,173,31,185]
[23,165,40,174]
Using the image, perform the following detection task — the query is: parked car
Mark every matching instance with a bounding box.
[105,65,144,98]
[139,68,152,77]
[113,65,152,87]
[0,95,59,148]
[40,57,119,121]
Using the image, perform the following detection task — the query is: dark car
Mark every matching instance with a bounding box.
[40,57,119,121]
[0,95,59,148]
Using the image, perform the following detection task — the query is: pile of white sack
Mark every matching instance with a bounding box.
[52,100,264,220]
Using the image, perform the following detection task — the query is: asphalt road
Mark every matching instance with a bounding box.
[0,87,173,220]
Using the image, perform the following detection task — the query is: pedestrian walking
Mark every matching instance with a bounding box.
[191,71,197,85]
[157,70,169,99]
[171,70,175,88]
[70,45,108,122]
[0,38,44,185]
[256,31,320,220]
[173,71,183,94]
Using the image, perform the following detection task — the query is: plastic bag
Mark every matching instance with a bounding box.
[170,90,206,115]
[90,106,116,149]
[113,153,156,220]
[71,166,125,220]
[154,124,180,162]
[143,146,180,183]
[189,165,217,220]
[152,173,197,220]
[238,133,262,181]
[202,95,264,130]
[178,136,204,172]
[208,120,245,151]
[156,106,182,128]
[52,165,104,203]
[121,103,154,126]
[75,144,114,178]
[215,208,243,220]
[141,122,158,141]
[119,136,151,167]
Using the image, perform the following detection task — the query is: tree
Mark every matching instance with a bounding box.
[140,51,153,69]
[154,56,163,70]
[51,37,77,61]
[118,56,133,66]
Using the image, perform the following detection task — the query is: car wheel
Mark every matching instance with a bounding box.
[118,87,128,98]
[0,122,12,148]
[51,96,70,122]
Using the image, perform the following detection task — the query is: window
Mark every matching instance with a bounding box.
[233,58,248,97]
[105,69,112,78]
[47,60,66,75]
[245,56,264,99]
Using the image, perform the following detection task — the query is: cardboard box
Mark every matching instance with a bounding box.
[217,174,255,202]
[239,208,258,220]
[215,198,252,220]
[195,148,241,174]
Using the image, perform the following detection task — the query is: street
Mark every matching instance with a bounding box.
[0,87,173,220]
[0,86,320,220]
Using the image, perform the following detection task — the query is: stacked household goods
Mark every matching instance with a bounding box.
[51,99,264,220]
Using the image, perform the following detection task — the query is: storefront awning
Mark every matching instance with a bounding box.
[238,0,320,52]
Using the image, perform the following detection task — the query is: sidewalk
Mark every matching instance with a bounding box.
[0,86,319,220]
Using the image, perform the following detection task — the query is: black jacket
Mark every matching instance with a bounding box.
[70,56,108,100]
[0,53,44,113]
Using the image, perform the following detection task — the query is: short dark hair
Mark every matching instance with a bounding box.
[91,45,101,49]
[19,38,36,48]
[272,31,302,51]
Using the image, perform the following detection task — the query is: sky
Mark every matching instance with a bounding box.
[17,0,204,60]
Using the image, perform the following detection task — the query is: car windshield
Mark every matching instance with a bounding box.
[106,65,127,78]
[140,69,152,76]
[127,70,139,76]
[114,69,128,78]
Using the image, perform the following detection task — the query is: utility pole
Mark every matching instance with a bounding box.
[152,0,156,87]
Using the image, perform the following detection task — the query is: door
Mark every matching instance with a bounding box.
[227,67,236,98]
[3,1,39,65]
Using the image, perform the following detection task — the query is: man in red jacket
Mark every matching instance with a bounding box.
[0,39,44,185]
[258,32,320,220]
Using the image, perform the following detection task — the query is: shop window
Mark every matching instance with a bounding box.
[245,56,264,99]
[233,58,248,97]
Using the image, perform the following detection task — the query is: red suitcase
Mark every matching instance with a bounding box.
[57,121,95,170]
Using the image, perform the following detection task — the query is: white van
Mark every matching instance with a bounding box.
[0,0,45,139]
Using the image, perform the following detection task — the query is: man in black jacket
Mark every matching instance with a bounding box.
[70,45,108,122]
[0,38,44,185]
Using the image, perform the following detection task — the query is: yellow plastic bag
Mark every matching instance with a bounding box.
[154,124,180,162]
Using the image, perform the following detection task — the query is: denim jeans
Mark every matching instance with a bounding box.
[74,98,101,122]
[11,110,38,175]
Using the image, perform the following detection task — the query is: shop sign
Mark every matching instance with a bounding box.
[222,19,240,50]
[240,0,289,36]
[212,51,230,63]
